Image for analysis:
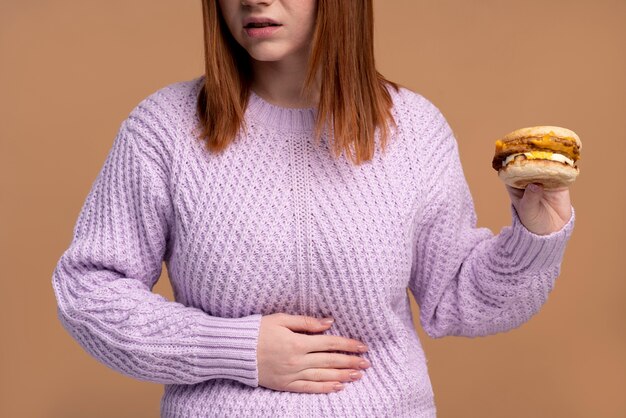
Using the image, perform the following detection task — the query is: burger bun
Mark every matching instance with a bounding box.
[498,155,579,190]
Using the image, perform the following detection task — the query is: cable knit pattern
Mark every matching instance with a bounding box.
[52,75,575,417]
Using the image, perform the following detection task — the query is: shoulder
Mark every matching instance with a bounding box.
[388,85,457,152]
[125,75,203,136]
[388,87,466,207]
[389,85,449,129]
[120,75,204,167]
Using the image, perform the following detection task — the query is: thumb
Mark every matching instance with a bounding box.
[276,313,334,332]
[522,183,544,207]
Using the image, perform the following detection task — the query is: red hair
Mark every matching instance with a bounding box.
[197,0,401,165]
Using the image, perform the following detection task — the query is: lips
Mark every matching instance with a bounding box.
[243,16,282,28]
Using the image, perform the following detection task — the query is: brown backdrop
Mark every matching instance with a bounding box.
[1,0,624,417]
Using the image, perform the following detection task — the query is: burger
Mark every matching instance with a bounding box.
[492,126,582,189]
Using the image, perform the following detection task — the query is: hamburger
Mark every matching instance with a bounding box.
[492,126,581,189]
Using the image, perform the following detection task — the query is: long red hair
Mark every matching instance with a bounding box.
[197,0,401,165]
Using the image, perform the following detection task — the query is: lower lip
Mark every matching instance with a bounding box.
[244,25,282,38]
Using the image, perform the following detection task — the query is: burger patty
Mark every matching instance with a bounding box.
[492,136,580,171]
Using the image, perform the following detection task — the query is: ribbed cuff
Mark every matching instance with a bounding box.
[499,204,575,272]
[191,313,263,387]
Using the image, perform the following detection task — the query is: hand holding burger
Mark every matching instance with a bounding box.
[492,126,581,235]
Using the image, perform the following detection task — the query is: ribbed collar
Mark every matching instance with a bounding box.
[245,89,318,132]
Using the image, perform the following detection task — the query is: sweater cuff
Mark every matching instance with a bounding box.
[191,313,263,387]
[498,204,575,272]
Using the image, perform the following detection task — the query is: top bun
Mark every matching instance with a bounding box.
[501,126,582,151]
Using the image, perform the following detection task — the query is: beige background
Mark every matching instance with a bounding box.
[1,0,624,417]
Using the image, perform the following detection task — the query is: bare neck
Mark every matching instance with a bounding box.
[250,53,320,109]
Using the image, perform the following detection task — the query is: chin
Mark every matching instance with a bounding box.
[243,46,283,61]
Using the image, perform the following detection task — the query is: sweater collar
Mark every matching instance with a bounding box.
[245,89,318,132]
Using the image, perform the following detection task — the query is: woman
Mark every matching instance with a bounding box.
[51,0,575,416]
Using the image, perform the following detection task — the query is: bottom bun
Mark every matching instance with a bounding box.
[498,156,579,189]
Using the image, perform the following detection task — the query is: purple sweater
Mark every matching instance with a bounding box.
[52,75,575,417]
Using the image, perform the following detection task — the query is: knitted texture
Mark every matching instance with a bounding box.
[52,75,575,417]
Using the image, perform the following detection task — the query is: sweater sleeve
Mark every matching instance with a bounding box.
[407,107,575,339]
[51,107,263,386]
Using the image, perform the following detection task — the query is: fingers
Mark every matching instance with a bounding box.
[283,368,365,394]
[299,334,368,354]
[302,352,371,371]
[297,368,363,383]
[283,379,346,394]
[543,185,569,193]
[257,313,372,394]
[274,313,334,333]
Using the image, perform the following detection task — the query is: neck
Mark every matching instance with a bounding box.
[250,52,321,109]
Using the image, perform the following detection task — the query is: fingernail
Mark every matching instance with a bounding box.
[356,344,368,352]
[359,360,371,369]
[333,383,344,391]
[320,317,334,325]
[349,371,362,381]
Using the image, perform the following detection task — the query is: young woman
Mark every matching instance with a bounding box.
[52,0,575,416]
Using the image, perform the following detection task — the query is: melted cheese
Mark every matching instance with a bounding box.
[529,135,577,156]
[495,133,579,159]
[503,151,575,167]
[495,139,505,153]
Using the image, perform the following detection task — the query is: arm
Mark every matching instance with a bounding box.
[51,106,262,386]
[407,109,575,339]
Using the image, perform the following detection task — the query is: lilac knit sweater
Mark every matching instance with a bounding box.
[52,75,575,417]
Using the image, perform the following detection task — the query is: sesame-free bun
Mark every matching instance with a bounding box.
[498,155,579,189]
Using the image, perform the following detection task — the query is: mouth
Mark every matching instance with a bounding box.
[243,17,282,28]
[244,22,282,28]
[242,17,283,38]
